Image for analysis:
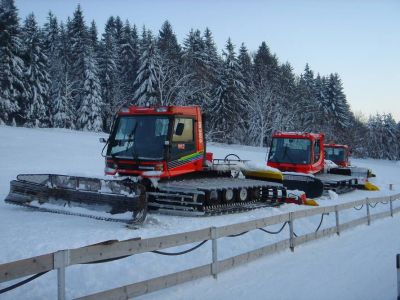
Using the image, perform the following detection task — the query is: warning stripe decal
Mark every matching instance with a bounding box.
[168,151,204,169]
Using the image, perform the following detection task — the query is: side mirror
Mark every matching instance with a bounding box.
[99,137,108,143]
[175,123,184,136]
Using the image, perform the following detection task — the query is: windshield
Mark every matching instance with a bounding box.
[325,147,345,162]
[107,116,169,160]
[268,138,311,164]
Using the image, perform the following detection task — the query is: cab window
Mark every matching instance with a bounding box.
[172,118,194,142]
[170,117,196,160]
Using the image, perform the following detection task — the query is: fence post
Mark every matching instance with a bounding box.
[210,227,218,279]
[366,198,370,226]
[390,196,394,217]
[397,254,400,300]
[289,212,294,252]
[335,206,340,236]
[390,184,393,191]
[53,250,70,300]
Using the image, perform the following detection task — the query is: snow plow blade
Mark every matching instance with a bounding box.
[5,174,147,224]
[329,166,375,178]
[362,181,379,191]
[304,199,319,206]
[245,170,325,199]
[242,169,284,183]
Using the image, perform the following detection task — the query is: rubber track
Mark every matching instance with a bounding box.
[7,198,281,223]
[5,200,134,224]
[152,201,281,217]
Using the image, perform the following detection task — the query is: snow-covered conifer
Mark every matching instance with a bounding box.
[52,90,74,129]
[295,64,319,130]
[119,21,139,102]
[366,113,399,160]
[43,12,60,125]
[76,49,103,131]
[181,28,218,108]
[68,5,89,111]
[50,22,75,129]
[324,73,351,129]
[210,38,246,143]
[133,30,158,105]
[98,16,121,130]
[253,42,279,87]
[88,20,99,55]
[238,43,252,87]
[158,20,181,63]
[21,13,50,127]
[0,0,26,124]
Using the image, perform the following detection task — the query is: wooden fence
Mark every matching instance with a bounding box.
[1,193,400,300]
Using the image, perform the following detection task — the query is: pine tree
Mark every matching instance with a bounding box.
[324,73,352,129]
[52,90,74,128]
[278,62,296,114]
[210,38,246,143]
[21,13,50,127]
[42,11,60,125]
[68,5,89,112]
[181,28,218,108]
[88,20,99,55]
[245,42,286,145]
[114,16,123,45]
[133,29,158,105]
[51,22,75,129]
[253,41,279,88]
[238,43,252,88]
[119,21,139,102]
[366,113,399,160]
[182,29,205,75]
[0,0,26,125]
[272,62,297,132]
[42,12,59,60]
[98,16,120,130]
[203,27,221,79]
[152,21,187,105]
[295,64,319,130]
[158,20,181,63]
[76,49,103,131]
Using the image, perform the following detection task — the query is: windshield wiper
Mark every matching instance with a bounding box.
[125,123,138,160]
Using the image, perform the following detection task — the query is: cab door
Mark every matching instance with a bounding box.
[170,117,196,161]
[312,138,324,173]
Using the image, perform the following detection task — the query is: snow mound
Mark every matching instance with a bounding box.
[324,159,338,171]
[243,161,281,173]
[328,190,339,200]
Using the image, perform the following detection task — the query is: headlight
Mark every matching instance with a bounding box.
[154,164,164,171]
[105,161,117,175]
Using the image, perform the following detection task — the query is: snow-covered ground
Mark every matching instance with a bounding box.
[0,126,399,299]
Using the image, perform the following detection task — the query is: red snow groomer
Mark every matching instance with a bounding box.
[5,106,304,224]
[266,132,378,198]
[324,143,350,167]
[324,143,376,178]
[101,106,297,214]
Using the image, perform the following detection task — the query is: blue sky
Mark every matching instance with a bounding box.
[16,0,400,121]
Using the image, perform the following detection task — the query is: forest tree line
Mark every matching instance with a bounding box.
[1,0,399,160]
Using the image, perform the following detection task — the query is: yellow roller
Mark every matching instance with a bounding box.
[364,181,379,191]
[242,169,284,182]
[304,198,319,206]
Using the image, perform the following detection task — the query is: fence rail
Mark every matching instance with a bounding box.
[1,193,400,299]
